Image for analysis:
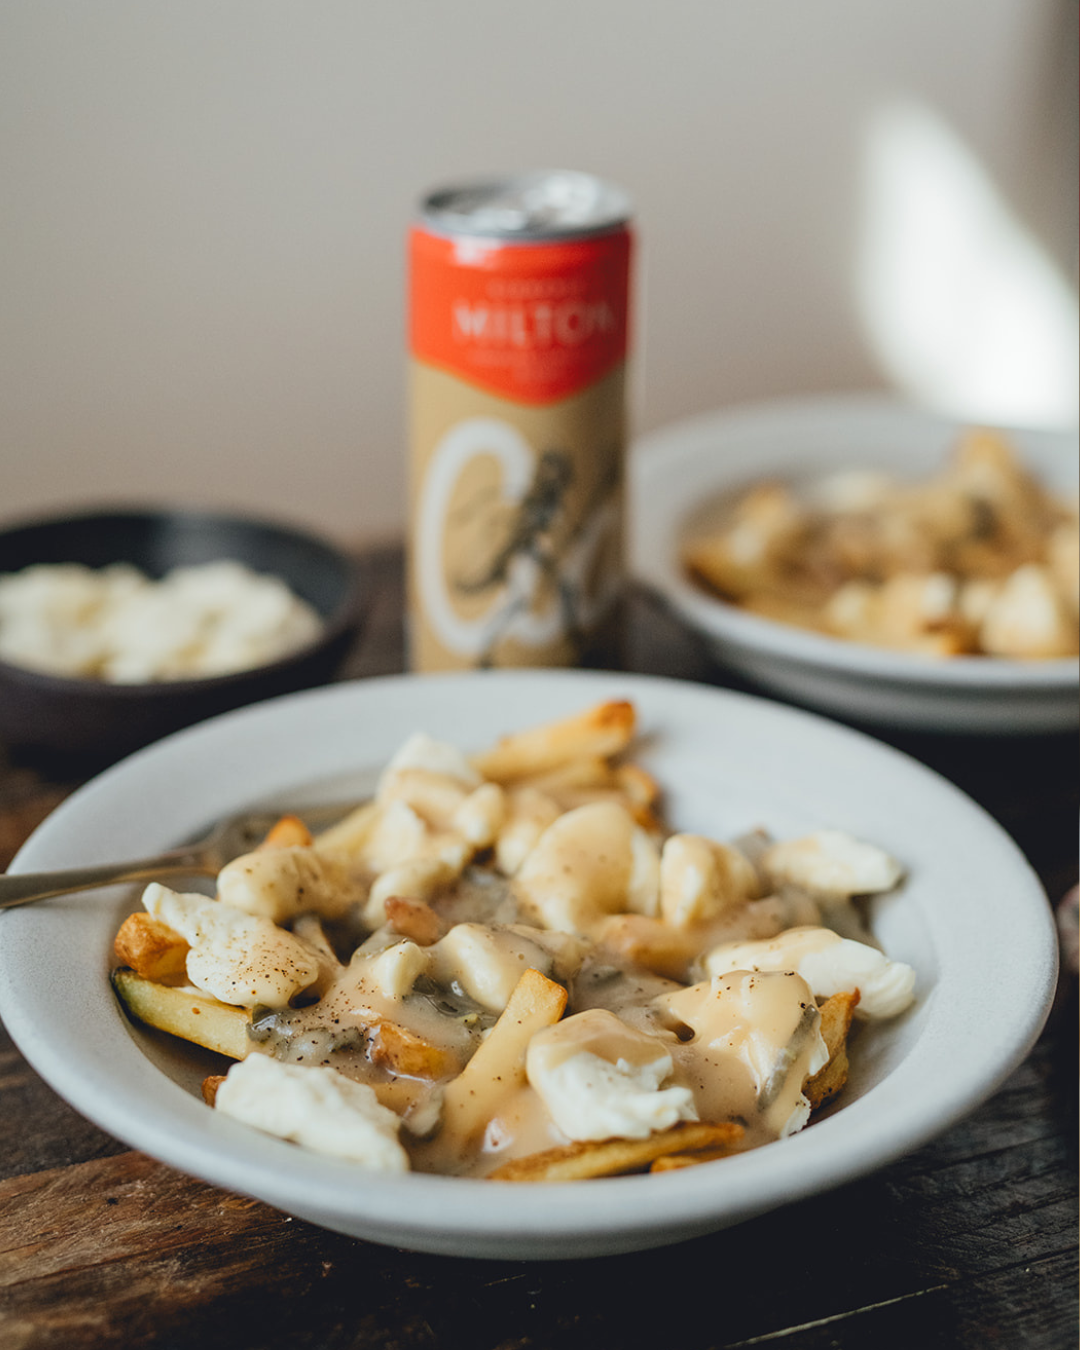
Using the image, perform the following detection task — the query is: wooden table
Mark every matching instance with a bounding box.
[1,548,1076,1350]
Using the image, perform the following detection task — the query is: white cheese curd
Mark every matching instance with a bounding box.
[978,563,1077,659]
[379,732,482,790]
[658,970,829,1140]
[704,926,916,1019]
[527,1009,697,1142]
[142,883,321,1008]
[362,797,473,877]
[659,834,758,928]
[215,1055,410,1171]
[0,560,321,682]
[365,939,430,1001]
[452,782,506,849]
[808,469,898,512]
[363,857,457,927]
[626,827,662,916]
[513,801,646,935]
[351,798,428,872]
[0,562,141,675]
[762,829,903,899]
[216,846,360,923]
[494,786,562,876]
[431,923,556,1012]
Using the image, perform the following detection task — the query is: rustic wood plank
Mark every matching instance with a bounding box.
[0,1018,1073,1350]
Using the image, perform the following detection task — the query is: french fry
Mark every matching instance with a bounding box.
[523,756,618,794]
[112,968,251,1061]
[202,1074,226,1106]
[650,1143,744,1172]
[383,895,446,947]
[310,800,380,858]
[490,1121,744,1182]
[471,701,636,783]
[805,990,860,1111]
[614,762,661,811]
[440,968,567,1144]
[291,912,339,964]
[369,1020,459,1080]
[113,913,189,981]
[259,814,314,849]
[597,914,697,981]
[115,965,455,1082]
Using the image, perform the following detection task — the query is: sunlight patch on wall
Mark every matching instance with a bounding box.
[857,100,1078,429]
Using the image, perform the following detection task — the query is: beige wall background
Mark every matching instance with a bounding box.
[1,1,1076,546]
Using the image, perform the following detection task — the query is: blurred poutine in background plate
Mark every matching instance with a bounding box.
[631,395,1079,732]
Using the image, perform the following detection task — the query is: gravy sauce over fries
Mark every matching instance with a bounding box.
[112,701,916,1181]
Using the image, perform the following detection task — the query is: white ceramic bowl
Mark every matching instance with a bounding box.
[0,671,1057,1259]
[630,395,1079,732]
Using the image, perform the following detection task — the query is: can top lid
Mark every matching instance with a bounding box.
[418,170,632,240]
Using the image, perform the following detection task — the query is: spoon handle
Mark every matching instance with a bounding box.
[0,849,210,909]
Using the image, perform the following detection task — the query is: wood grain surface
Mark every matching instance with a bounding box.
[1,548,1076,1350]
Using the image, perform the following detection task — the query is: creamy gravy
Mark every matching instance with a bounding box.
[245,857,833,1175]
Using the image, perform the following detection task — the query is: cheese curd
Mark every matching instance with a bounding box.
[526,1009,697,1141]
[215,1055,409,1170]
[216,846,359,924]
[704,926,916,1020]
[659,833,759,927]
[513,801,659,935]
[761,830,903,900]
[657,970,830,1139]
[143,883,325,1008]
[0,560,321,681]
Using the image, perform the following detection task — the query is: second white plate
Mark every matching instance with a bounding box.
[630,394,1079,732]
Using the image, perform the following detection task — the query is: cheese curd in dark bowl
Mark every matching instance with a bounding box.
[0,507,365,764]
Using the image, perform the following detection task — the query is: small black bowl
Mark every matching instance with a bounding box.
[0,506,367,768]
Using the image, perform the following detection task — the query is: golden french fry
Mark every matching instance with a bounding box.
[515,758,638,819]
[649,1143,744,1172]
[202,1074,226,1106]
[259,814,314,850]
[614,763,661,810]
[614,763,663,831]
[113,913,189,981]
[528,786,637,827]
[523,757,618,794]
[682,537,742,599]
[490,1121,744,1182]
[383,895,446,947]
[368,1020,460,1080]
[112,968,251,1061]
[805,989,860,1111]
[596,914,696,982]
[441,968,567,1144]
[311,800,379,858]
[471,701,636,783]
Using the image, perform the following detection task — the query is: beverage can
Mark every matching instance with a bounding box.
[407,170,633,670]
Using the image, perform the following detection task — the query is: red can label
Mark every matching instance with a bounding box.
[409,229,631,404]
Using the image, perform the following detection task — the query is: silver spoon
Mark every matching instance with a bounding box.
[0,802,359,910]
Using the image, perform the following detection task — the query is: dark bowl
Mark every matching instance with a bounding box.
[0,507,367,768]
